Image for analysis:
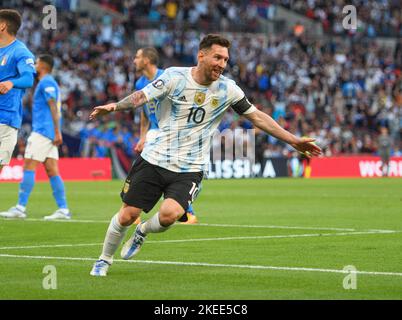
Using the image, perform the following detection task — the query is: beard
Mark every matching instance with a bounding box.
[210,67,223,80]
[134,64,144,73]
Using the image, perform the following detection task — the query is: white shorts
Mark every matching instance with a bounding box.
[0,124,18,166]
[24,132,59,162]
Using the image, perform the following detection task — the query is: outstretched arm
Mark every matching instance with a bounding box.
[243,109,321,157]
[89,91,147,120]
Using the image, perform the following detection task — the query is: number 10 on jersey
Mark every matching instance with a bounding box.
[187,107,206,124]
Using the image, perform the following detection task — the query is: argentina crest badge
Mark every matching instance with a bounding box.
[211,97,219,108]
[194,92,206,105]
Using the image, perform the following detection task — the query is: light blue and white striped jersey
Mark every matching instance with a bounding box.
[141,67,256,173]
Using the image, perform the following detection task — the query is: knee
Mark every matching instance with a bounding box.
[159,203,183,226]
[119,205,141,226]
[46,169,58,177]
[23,160,38,171]
[45,166,58,177]
[159,211,177,226]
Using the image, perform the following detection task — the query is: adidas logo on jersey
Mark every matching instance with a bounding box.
[178,95,187,102]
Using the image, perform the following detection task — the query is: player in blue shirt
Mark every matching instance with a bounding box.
[0,54,71,220]
[133,47,198,224]
[0,9,35,171]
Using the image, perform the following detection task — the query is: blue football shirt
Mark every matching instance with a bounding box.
[0,39,35,129]
[135,68,164,130]
[32,74,62,140]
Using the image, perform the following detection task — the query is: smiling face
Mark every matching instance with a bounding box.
[198,44,229,83]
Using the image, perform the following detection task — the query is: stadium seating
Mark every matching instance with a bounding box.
[5,0,402,161]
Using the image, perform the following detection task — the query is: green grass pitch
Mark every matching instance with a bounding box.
[0,178,401,299]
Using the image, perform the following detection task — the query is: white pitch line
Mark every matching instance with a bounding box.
[0,243,103,250]
[152,230,397,243]
[7,218,367,232]
[23,218,111,224]
[195,223,358,232]
[1,253,402,277]
[6,218,398,233]
[0,230,396,250]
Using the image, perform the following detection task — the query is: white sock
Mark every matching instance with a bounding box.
[99,213,129,264]
[140,212,170,235]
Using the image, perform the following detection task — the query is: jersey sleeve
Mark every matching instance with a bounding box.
[15,47,36,75]
[141,69,174,103]
[43,82,58,102]
[134,79,141,91]
[229,83,257,115]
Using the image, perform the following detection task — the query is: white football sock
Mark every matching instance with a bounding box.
[140,212,170,235]
[99,213,129,264]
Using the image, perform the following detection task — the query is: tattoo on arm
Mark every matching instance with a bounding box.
[115,91,147,111]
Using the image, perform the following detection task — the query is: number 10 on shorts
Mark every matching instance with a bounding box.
[189,182,200,202]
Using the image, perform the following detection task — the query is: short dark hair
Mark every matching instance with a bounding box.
[38,54,54,71]
[141,47,159,66]
[199,34,231,51]
[0,9,22,36]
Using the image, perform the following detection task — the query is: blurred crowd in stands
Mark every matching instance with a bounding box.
[97,0,401,37]
[96,0,273,32]
[279,0,402,37]
[5,0,402,162]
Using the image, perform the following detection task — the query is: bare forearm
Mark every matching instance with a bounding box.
[115,91,147,111]
[244,110,321,157]
[48,100,60,132]
[246,110,298,145]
